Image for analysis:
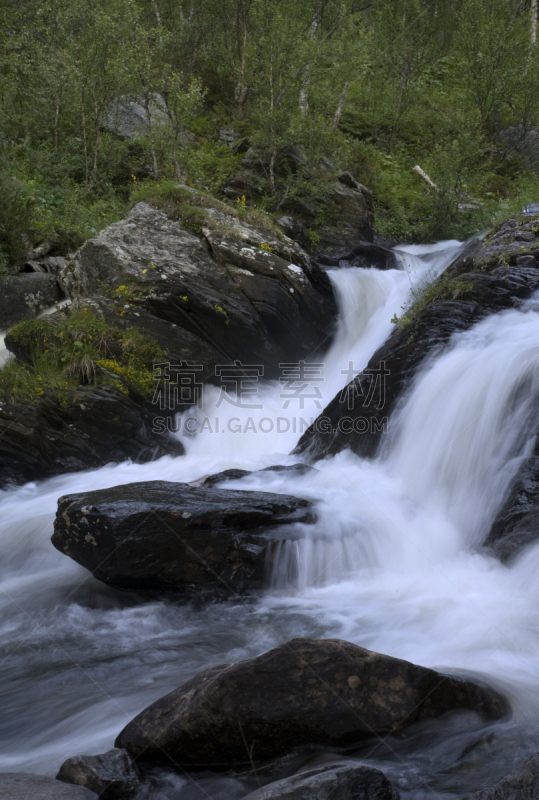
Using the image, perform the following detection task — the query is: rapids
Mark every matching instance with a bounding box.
[1,239,539,798]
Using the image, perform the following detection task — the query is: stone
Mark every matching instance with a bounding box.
[0,385,184,488]
[61,202,336,380]
[103,95,169,140]
[51,481,315,596]
[0,772,97,798]
[56,748,140,799]
[115,637,507,768]
[243,763,400,800]
[202,463,317,487]
[276,216,311,250]
[516,255,537,267]
[313,176,375,264]
[483,447,539,562]
[473,753,539,800]
[0,273,62,327]
[222,169,266,200]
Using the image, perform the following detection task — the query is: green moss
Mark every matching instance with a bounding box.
[1,308,165,404]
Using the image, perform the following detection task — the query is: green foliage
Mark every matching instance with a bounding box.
[1,0,539,246]
[1,308,165,403]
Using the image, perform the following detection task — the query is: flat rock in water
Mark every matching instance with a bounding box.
[473,753,539,800]
[56,749,140,799]
[115,637,507,767]
[52,481,314,596]
[0,772,97,798]
[243,763,399,800]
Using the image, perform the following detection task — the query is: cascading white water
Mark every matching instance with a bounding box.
[2,237,539,796]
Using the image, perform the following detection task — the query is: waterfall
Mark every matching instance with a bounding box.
[2,237,539,789]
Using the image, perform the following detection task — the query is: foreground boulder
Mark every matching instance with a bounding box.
[56,749,140,799]
[473,753,539,800]
[295,234,539,461]
[115,637,507,767]
[0,386,183,487]
[0,773,96,798]
[52,481,314,595]
[243,763,399,800]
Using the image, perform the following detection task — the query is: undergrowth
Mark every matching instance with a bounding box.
[391,271,474,330]
[0,308,165,403]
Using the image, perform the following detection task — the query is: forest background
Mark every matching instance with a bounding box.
[2,0,539,269]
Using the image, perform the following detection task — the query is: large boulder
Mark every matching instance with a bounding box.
[473,753,539,800]
[0,385,183,487]
[314,172,375,263]
[295,230,539,462]
[102,95,169,140]
[51,481,314,596]
[0,273,62,327]
[0,773,96,798]
[115,637,507,768]
[243,763,399,800]
[56,749,140,799]
[60,202,336,379]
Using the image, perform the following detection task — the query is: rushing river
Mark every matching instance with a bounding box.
[2,241,539,799]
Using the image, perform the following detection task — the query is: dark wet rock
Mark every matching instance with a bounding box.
[0,273,62,327]
[295,259,539,461]
[473,753,539,800]
[243,762,400,800]
[0,385,183,488]
[484,446,539,563]
[52,481,314,596]
[202,463,317,487]
[0,772,97,798]
[202,468,253,487]
[62,203,336,380]
[347,241,397,270]
[56,748,140,799]
[115,637,507,768]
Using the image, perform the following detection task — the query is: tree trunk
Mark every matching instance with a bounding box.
[151,0,162,26]
[532,0,538,46]
[332,80,349,130]
[92,93,100,175]
[81,100,89,185]
[143,95,159,179]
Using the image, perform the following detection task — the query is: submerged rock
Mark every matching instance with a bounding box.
[115,637,507,768]
[52,481,314,596]
[56,749,140,799]
[243,763,399,800]
[473,753,539,800]
[0,772,97,798]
